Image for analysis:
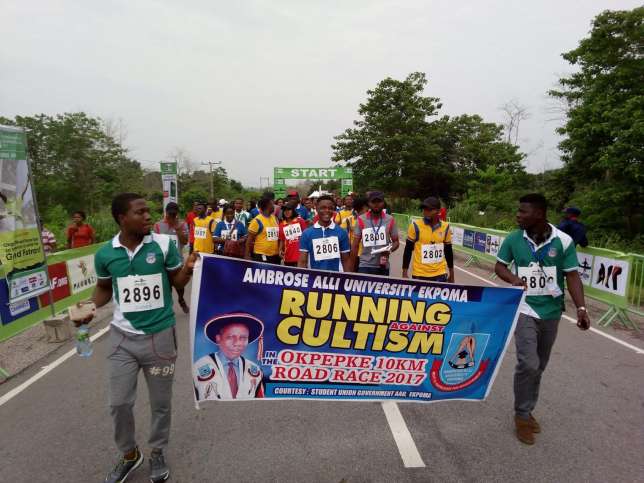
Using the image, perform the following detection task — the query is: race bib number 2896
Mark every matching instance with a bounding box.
[117,274,164,312]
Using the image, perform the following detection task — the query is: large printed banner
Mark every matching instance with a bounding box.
[0,125,49,302]
[190,256,522,404]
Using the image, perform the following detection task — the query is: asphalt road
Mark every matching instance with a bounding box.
[1,250,642,483]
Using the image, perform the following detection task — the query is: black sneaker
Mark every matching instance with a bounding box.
[105,448,144,483]
[149,451,170,483]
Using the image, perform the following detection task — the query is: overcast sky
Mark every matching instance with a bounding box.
[2,1,640,187]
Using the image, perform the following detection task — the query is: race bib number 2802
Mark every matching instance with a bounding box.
[117,274,164,312]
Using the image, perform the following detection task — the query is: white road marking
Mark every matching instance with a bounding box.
[0,325,111,408]
[381,401,425,468]
[454,265,644,355]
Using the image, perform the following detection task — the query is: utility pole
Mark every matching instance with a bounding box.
[260,177,270,190]
[201,161,222,201]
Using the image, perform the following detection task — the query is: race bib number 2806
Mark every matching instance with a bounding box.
[117,274,164,312]
[312,236,340,261]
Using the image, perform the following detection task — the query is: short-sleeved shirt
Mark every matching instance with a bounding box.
[295,205,310,221]
[299,221,350,271]
[406,219,452,278]
[234,210,250,226]
[339,209,353,225]
[186,211,197,244]
[95,233,183,334]
[67,223,95,248]
[353,212,399,269]
[214,219,247,246]
[193,216,217,254]
[248,214,280,256]
[497,224,578,320]
[154,219,189,257]
[279,218,308,263]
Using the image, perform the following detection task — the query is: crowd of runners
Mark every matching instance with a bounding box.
[174,189,454,283]
[69,189,590,483]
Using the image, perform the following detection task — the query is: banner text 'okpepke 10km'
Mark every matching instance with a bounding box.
[190,256,522,404]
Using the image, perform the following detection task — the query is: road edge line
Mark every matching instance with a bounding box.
[0,325,111,408]
[381,401,425,468]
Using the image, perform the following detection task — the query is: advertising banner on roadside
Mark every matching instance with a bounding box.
[190,256,522,404]
[160,162,178,211]
[0,125,49,303]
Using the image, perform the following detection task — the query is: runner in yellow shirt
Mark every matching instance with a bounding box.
[192,201,216,254]
[245,197,280,264]
[338,194,354,225]
[402,197,454,282]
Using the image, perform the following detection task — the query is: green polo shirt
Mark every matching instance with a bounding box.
[497,224,578,320]
[95,233,183,334]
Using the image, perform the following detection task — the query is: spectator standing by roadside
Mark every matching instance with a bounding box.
[153,202,190,313]
[557,207,588,247]
[66,211,95,248]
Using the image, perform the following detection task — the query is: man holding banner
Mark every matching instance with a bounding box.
[495,193,590,446]
[76,193,196,483]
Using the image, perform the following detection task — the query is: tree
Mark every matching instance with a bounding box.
[332,72,524,201]
[0,112,144,215]
[332,72,444,198]
[549,7,643,238]
[499,99,530,146]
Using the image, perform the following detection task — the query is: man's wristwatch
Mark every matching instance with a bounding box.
[576,306,587,312]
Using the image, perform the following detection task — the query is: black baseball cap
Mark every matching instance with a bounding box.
[165,202,179,213]
[368,191,385,201]
[420,197,441,210]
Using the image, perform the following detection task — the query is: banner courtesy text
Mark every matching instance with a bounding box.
[191,256,522,403]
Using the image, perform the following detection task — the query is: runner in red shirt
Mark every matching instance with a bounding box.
[278,202,308,266]
[185,201,199,253]
[66,211,95,248]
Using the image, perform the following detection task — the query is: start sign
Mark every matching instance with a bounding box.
[273,166,353,198]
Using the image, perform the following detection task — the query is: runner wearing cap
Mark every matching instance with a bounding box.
[153,202,190,312]
[402,196,455,282]
[350,191,399,275]
[245,197,281,264]
[298,195,350,271]
[557,207,588,247]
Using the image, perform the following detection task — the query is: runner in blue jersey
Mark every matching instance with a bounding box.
[298,195,350,271]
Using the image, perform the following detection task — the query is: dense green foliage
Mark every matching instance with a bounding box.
[332,72,525,201]
[548,7,643,245]
[0,113,258,249]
